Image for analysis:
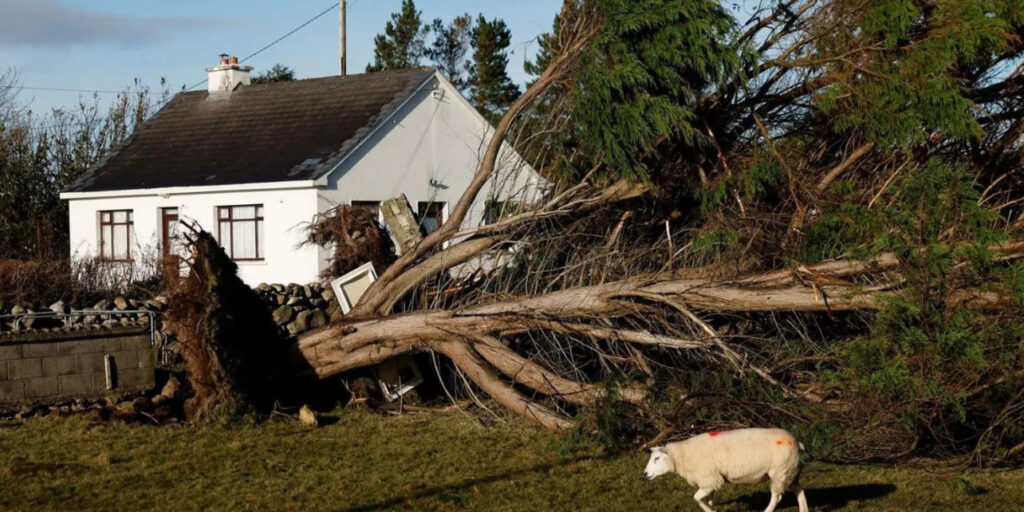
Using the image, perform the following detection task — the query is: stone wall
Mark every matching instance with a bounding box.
[253,282,342,337]
[4,283,338,341]
[0,327,155,407]
[2,296,163,334]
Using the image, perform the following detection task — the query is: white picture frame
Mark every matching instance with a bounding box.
[330,261,378,314]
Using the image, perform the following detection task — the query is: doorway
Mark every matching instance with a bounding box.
[161,207,179,258]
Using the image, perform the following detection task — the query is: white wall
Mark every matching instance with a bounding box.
[66,187,321,285]
[317,74,541,227]
[316,74,542,273]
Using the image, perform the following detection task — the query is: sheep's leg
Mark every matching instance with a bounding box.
[693,488,716,512]
[792,485,808,512]
[763,475,790,512]
[788,474,809,512]
[762,492,782,512]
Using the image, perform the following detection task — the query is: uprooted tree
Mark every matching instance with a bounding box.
[171,0,1024,464]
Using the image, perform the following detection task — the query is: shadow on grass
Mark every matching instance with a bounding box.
[336,453,616,512]
[316,415,342,426]
[732,483,897,511]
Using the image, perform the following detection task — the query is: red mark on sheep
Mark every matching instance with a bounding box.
[708,431,723,437]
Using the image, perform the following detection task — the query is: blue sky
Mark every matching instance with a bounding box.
[0,0,560,113]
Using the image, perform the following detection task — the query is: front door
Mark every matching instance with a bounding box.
[161,207,179,258]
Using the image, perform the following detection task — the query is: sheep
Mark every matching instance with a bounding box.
[643,428,808,512]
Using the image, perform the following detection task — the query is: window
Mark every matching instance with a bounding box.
[351,201,381,219]
[99,210,133,261]
[160,207,179,258]
[217,205,264,261]
[417,202,445,235]
[484,200,518,225]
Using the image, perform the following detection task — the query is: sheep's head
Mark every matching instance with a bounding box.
[643,446,674,479]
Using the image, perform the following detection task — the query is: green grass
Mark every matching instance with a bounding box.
[1,409,1023,511]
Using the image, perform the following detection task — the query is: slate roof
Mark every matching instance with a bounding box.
[65,67,437,193]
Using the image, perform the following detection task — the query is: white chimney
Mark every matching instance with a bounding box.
[205,54,252,93]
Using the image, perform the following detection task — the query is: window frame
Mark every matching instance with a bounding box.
[98,209,134,262]
[160,207,180,258]
[351,200,382,222]
[216,204,265,262]
[416,201,446,236]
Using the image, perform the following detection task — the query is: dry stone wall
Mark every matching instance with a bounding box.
[253,282,342,337]
[3,282,340,340]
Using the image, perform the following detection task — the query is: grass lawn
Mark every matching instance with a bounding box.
[1,409,1022,511]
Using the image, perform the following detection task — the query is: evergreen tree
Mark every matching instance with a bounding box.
[426,14,473,90]
[366,0,429,72]
[251,64,296,84]
[466,16,521,123]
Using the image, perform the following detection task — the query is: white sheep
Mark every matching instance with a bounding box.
[643,428,808,512]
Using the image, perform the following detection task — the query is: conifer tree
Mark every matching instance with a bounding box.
[366,0,429,72]
[426,14,473,90]
[466,16,521,123]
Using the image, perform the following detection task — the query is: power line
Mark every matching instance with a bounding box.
[185,2,340,90]
[5,1,345,97]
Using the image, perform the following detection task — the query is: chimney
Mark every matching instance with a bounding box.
[205,54,252,94]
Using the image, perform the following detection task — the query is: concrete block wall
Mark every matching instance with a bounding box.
[0,327,155,406]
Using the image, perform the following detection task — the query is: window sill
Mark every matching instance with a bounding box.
[233,259,267,265]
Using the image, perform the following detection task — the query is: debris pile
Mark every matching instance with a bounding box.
[2,376,186,425]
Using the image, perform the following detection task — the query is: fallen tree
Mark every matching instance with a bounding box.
[166,0,1024,464]
[298,240,1024,425]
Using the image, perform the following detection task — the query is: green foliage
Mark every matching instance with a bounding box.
[466,16,521,123]
[815,162,1019,450]
[566,0,738,182]
[366,0,429,72]
[251,64,296,84]
[696,152,783,215]
[691,227,740,257]
[588,389,646,452]
[817,0,1012,147]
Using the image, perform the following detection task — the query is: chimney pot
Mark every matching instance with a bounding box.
[229,56,239,65]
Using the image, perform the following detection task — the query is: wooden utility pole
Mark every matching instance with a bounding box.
[339,0,347,76]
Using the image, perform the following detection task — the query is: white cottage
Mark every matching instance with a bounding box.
[61,58,542,285]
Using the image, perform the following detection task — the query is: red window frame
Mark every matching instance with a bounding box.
[216,205,264,261]
[99,210,133,262]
